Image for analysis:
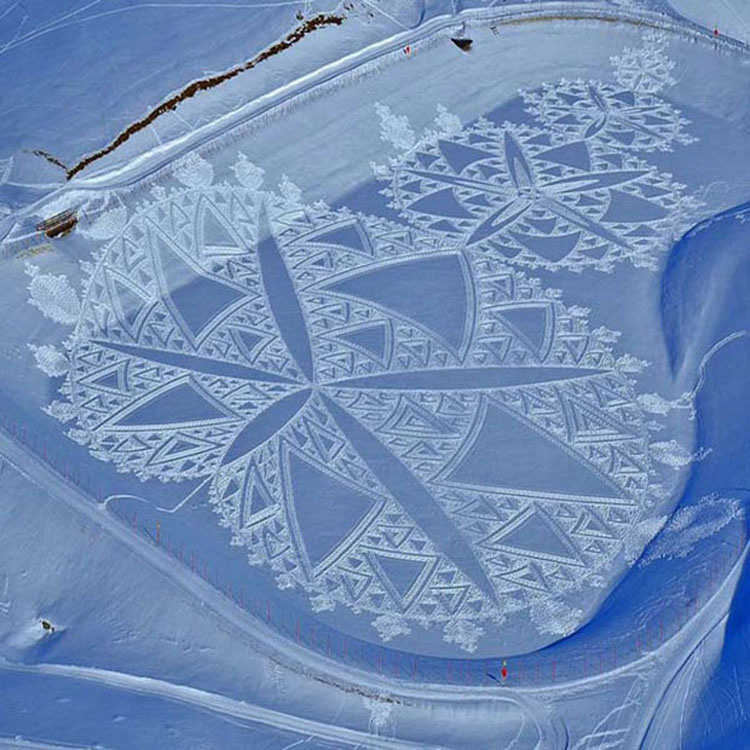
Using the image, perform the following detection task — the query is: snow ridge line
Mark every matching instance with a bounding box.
[64,13,344,181]
[76,0,749,191]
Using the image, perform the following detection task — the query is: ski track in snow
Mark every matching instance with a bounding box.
[0,427,564,750]
[0,660,438,750]
[0,1,314,57]
[668,0,750,44]
[9,0,745,225]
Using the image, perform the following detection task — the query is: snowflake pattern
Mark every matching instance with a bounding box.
[380,30,699,274]
[611,30,677,95]
[522,79,695,153]
[42,169,665,650]
[383,121,695,272]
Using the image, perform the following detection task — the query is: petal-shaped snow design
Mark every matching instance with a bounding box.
[523,78,694,152]
[504,130,535,190]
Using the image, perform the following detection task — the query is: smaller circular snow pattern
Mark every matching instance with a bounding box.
[60,181,657,651]
[522,78,695,153]
[611,30,677,95]
[384,121,696,273]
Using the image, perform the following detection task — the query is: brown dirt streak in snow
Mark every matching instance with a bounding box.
[66,14,344,180]
[28,149,68,172]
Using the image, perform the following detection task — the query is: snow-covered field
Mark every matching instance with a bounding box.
[2,1,750,748]
[668,0,750,44]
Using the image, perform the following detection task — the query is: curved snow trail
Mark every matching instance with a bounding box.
[636,615,727,749]
[0,430,564,750]
[625,541,750,748]
[687,331,750,400]
[668,0,750,44]
[6,0,747,229]
[2,409,747,707]
[101,474,212,514]
[0,661,437,750]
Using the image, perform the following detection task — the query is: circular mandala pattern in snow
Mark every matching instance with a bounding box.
[59,182,657,650]
[522,78,695,153]
[383,121,695,273]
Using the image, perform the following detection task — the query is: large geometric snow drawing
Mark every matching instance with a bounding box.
[48,171,659,650]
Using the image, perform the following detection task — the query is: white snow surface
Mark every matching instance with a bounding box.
[2,2,750,747]
[669,0,750,44]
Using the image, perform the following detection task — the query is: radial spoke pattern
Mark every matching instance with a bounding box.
[31,31,704,653]
[51,174,660,653]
